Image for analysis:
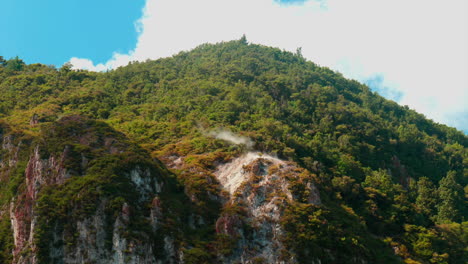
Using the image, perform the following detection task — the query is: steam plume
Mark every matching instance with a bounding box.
[206,128,254,149]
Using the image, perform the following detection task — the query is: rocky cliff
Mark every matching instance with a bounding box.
[214,152,321,263]
[0,117,325,264]
[0,116,179,264]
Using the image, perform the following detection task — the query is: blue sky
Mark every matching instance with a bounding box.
[0,0,144,65]
[1,0,467,134]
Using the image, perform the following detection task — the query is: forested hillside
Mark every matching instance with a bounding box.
[0,39,466,263]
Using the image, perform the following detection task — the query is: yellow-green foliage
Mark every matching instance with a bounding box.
[0,39,466,262]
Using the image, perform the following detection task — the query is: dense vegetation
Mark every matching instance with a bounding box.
[0,39,466,263]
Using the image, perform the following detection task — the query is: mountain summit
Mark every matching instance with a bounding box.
[0,39,466,263]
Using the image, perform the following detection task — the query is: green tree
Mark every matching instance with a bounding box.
[60,62,73,73]
[5,56,25,71]
[362,169,394,194]
[239,34,248,45]
[296,47,303,58]
[435,171,463,223]
[415,177,437,220]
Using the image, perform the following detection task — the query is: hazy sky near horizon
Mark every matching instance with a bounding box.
[1,0,467,133]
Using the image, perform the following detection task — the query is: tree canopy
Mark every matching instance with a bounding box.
[0,39,466,263]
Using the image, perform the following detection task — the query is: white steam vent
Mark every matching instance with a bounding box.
[203,128,254,149]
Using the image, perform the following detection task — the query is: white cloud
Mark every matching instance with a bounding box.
[69,0,468,132]
[70,53,133,72]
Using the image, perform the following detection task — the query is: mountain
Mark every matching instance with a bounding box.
[0,39,466,264]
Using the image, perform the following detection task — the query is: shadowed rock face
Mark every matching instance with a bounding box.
[0,116,176,264]
[9,146,67,264]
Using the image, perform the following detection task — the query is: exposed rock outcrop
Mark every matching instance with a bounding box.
[215,152,321,263]
[0,117,177,264]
